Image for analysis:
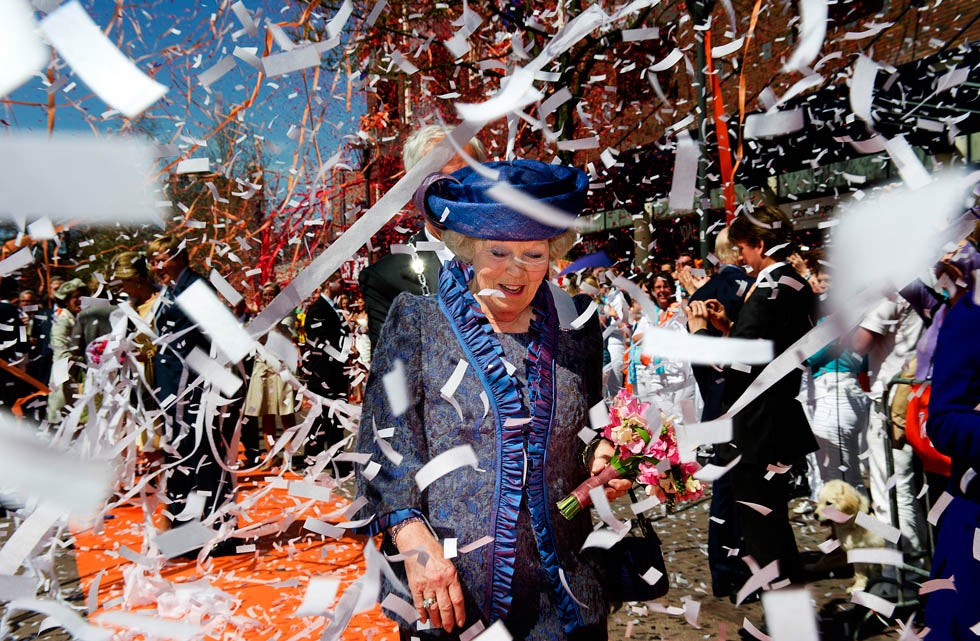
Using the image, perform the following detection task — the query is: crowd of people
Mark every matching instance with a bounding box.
[2,125,978,639]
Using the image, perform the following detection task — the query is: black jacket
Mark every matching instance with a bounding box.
[358,232,442,349]
[301,295,349,399]
[721,264,818,464]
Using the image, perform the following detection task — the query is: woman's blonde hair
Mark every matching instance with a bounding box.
[442,229,578,265]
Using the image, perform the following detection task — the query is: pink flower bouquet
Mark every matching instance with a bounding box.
[557,389,704,520]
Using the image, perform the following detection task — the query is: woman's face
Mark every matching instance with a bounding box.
[651,277,672,309]
[472,239,550,322]
[118,278,147,306]
[65,290,83,314]
[734,240,765,273]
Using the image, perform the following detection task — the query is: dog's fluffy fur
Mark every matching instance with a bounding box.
[815,480,885,593]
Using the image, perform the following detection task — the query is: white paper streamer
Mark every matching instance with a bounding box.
[849,55,878,124]
[641,327,773,365]
[783,0,827,73]
[0,417,112,514]
[555,136,600,151]
[829,170,976,316]
[7,598,111,641]
[415,445,480,492]
[383,359,411,418]
[40,1,167,117]
[570,300,598,330]
[262,45,320,78]
[198,56,237,87]
[918,577,955,594]
[850,590,895,618]
[588,485,631,534]
[94,611,203,641]
[668,130,699,211]
[459,536,494,554]
[622,27,659,42]
[294,577,340,616]
[176,157,211,174]
[0,575,40,601]
[694,454,742,481]
[287,481,333,502]
[0,134,159,224]
[471,620,513,641]
[325,0,353,39]
[737,560,780,606]
[457,68,542,123]
[744,109,805,139]
[580,527,626,550]
[380,593,418,624]
[650,49,683,72]
[230,1,258,36]
[883,135,932,190]
[176,280,254,364]
[677,419,733,463]
[855,511,902,544]
[846,547,905,567]
[0,247,35,278]
[440,359,469,421]
[153,521,215,559]
[0,505,60,575]
[185,347,242,396]
[712,37,745,58]
[738,501,773,516]
[928,491,954,526]
[0,0,48,97]
[763,588,819,641]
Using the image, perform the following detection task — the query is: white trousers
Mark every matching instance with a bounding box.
[808,372,871,497]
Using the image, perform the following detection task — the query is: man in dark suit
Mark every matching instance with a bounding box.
[359,126,485,348]
[688,205,817,588]
[684,227,755,598]
[149,236,235,533]
[300,274,350,468]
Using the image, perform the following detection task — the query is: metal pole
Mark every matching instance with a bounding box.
[694,30,710,260]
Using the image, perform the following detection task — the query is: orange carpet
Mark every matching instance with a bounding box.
[72,470,398,640]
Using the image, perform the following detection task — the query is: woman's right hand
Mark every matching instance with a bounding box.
[393,520,466,632]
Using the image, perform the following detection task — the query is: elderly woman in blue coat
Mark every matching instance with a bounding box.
[356,159,630,640]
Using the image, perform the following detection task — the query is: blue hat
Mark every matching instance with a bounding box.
[414,159,589,240]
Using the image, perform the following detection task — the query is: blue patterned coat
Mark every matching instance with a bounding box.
[356,275,607,639]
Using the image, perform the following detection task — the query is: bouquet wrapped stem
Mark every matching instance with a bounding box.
[557,458,631,520]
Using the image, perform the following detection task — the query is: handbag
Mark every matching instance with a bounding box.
[605,490,669,605]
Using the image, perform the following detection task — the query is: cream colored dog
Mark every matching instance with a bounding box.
[815,480,885,593]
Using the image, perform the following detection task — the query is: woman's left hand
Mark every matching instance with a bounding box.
[590,440,632,500]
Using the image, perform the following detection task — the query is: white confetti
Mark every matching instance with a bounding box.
[846,547,904,567]
[855,511,902,544]
[667,130,699,211]
[783,0,827,73]
[850,589,895,618]
[40,1,167,118]
[262,45,321,78]
[415,445,480,492]
[0,0,48,97]
[294,577,340,616]
[763,588,819,641]
[0,134,159,224]
[94,611,202,641]
[383,359,411,417]
[176,280,255,364]
[440,359,469,421]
